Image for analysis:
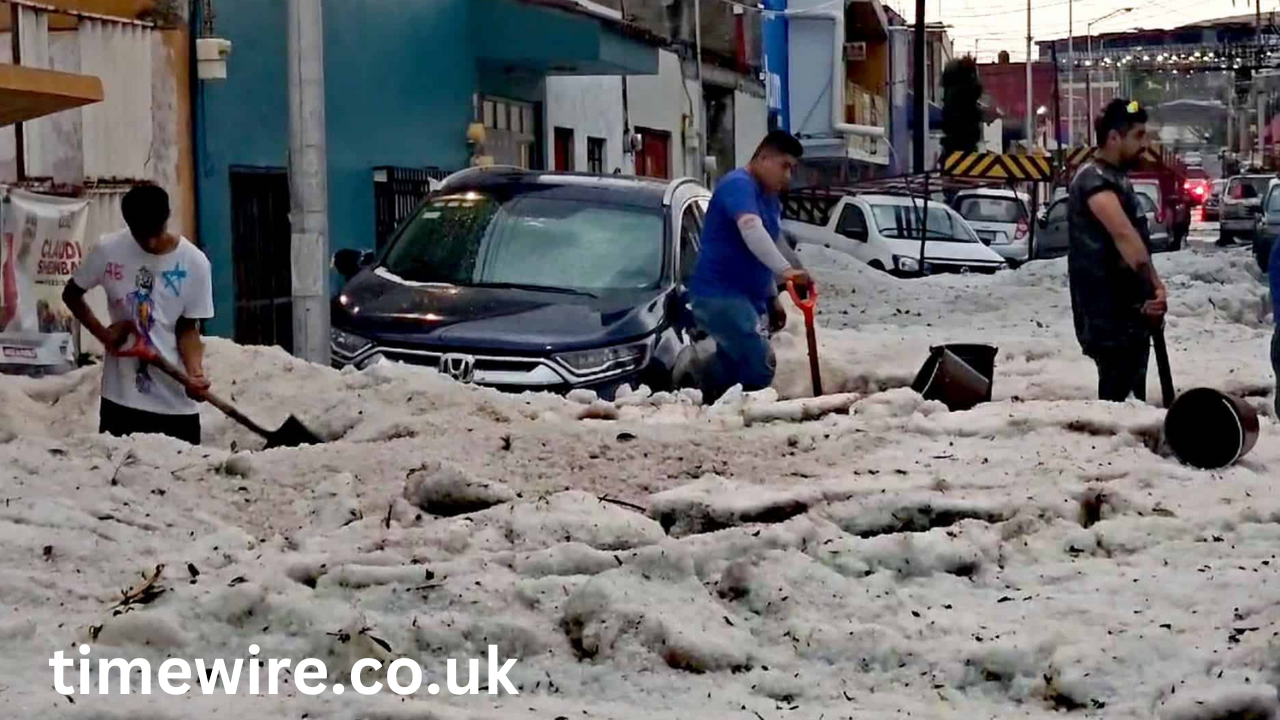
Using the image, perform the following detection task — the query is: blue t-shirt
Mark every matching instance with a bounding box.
[1271,236,1280,324]
[688,168,782,314]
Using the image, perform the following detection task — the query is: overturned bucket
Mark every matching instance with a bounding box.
[1164,388,1261,470]
[911,344,998,412]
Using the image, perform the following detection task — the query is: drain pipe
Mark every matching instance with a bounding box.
[789,6,886,141]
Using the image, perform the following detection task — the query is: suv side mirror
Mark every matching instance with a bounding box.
[333,249,374,280]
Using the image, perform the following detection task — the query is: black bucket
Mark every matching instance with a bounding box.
[911,344,998,412]
[1164,388,1261,470]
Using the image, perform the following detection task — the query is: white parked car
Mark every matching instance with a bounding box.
[782,192,1009,277]
[951,189,1033,266]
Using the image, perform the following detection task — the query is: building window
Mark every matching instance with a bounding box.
[495,101,508,131]
[554,127,575,172]
[587,137,605,174]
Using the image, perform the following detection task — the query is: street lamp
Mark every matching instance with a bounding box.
[1086,8,1133,144]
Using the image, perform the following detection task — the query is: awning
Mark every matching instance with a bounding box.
[0,63,103,127]
[473,0,660,76]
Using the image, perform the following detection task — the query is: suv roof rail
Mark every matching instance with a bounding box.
[438,164,527,188]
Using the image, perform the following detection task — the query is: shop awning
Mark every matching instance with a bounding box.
[0,63,103,127]
[473,0,660,76]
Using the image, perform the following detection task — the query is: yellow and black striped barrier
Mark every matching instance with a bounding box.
[941,151,1053,181]
[1061,145,1162,168]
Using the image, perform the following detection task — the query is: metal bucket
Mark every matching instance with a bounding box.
[1164,388,1261,470]
[911,344,998,412]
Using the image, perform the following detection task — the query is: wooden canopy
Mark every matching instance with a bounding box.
[0,63,103,127]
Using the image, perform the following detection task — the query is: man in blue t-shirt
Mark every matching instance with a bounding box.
[676,130,812,403]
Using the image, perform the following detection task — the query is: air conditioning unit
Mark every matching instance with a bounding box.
[845,42,867,62]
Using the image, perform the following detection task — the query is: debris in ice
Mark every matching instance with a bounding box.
[403,461,514,516]
[647,477,819,537]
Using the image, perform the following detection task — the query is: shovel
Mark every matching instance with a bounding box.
[787,279,823,397]
[1141,277,1176,409]
[1152,321,1176,409]
[117,329,324,449]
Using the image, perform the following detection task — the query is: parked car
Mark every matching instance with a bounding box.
[1034,193,1173,261]
[1254,181,1280,271]
[951,189,1033,266]
[1220,174,1275,245]
[781,192,1008,276]
[1132,177,1187,250]
[328,167,713,400]
[1183,167,1211,206]
[1203,179,1227,221]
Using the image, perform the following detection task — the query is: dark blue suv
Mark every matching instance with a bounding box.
[329,167,713,400]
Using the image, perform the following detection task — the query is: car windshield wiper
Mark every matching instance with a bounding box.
[469,282,597,298]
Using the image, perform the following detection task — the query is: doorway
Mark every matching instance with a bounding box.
[229,166,293,354]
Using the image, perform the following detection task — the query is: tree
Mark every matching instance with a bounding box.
[941,57,985,156]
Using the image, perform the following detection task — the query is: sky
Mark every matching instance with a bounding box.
[879,0,1280,62]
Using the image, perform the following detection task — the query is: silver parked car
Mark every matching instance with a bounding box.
[1033,193,1172,261]
[1220,174,1275,245]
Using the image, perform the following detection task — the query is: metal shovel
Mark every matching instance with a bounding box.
[787,279,823,397]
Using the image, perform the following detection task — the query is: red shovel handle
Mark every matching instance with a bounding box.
[786,280,817,317]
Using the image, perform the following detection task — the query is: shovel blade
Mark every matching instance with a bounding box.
[263,415,325,449]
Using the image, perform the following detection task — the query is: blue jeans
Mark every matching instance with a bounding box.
[1272,330,1279,417]
[690,294,776,403]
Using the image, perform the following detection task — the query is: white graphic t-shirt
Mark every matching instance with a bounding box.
[72,230,214,415]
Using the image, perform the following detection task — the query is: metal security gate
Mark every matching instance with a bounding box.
[373,166,451,249]
[229,166,292,353]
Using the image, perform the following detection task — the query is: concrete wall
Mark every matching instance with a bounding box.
[624,0,760,67]
[545,75,626,173]
[627,48,698,178]
[734,89,767,165]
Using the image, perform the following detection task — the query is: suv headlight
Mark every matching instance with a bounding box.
[331,328,373,358]
[554,339,652,377]
[893,255,920,273]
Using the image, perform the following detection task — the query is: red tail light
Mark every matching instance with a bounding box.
[1015,219,1028,240]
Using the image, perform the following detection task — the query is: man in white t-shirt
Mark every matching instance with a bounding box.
[63,184,215,444]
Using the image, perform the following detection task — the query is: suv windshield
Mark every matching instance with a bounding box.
[956,196,1027,224]
[869,202,978,242]
[1227,176,1272,200]
[380,191,665,293]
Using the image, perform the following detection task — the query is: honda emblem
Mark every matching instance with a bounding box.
[440,353,476,383]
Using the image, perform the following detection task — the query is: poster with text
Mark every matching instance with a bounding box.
[0,189,90,372]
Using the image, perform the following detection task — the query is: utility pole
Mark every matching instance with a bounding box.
[1025,0,1033,150]
[1068,0,1074,145]
[694,0,706,183]
[913,0,926,172]
[1256,0,1264,167]
[287,0,331,365]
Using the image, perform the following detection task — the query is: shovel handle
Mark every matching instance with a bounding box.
[141,349,274,441]
[786,280,823,397]
[786,280,817,316]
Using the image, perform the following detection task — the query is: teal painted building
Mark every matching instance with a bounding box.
[192,0,659,345]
